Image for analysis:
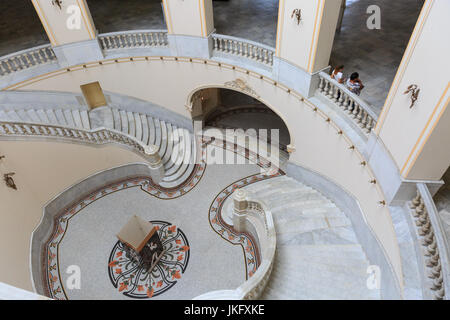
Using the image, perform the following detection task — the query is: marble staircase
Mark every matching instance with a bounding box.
[0,105,196,188]
[243,175,381,299]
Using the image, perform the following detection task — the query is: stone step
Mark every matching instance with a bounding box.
[36,109,50,123]
[276,225,360,246]
[63,109,76,127]
[16,109,32,122]
[72,110,83,128]
[274,216,351,234]
[126,111,135,137]
[140,114,149,145]
[80,110,90,129]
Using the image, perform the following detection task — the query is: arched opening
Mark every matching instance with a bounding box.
[189,87,291,152]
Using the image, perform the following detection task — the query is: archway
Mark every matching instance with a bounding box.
[189,87,291,152]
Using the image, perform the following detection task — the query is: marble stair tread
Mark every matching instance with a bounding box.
[162,134,193,182]
[265,271,379,300]
[6,110,21,121]
[63,109,76,127]
[119,110,128,134]
[161,122,175,166]
[271,200,338,212]
[0,110,7,120]
[27,109,41,123]
[79,110,90,129]
[126,111,136,136]
[16,109,33,122]
[111,108,122,131]
[36,109,50,123]
[140,114,149,145]
[276,226,360,246]
[163,128,189,176]
[45,110,58,124]
[276,248,368,264]
[54,109,67,125]
[160,161,196,188]
[272,206,344,219]
[72,110,84,128]
[134,112,143,141]
[147,116,156,146]
[274,216,352,233]
[153,118,162,151]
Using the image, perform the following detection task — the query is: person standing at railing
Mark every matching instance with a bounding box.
[346,72,365,95]
[331,65,345,84]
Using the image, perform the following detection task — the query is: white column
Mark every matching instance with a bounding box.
[162,0,214,58]
[32,0,103,66]
[374,0,450,181]
[273,0,341,97]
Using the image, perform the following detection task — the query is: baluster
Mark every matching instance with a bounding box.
[333,86,340,102]
[100,37,107,49]
[106,36,113,49]
[338,89,345,106]
[342,95,350,111]
[326,81,334,98]
[263,49,268,64]
[366,117,374,133]
[347,99,355,114]
[213,37,218,50]
[243,43,248,57]
[360,111,368,128]
[149,33,155,46]
[23,54,32,67]
[352,103,360,119]
[318,77,325,93]
[42,48,50,61]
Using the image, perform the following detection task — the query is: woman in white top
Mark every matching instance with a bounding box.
[331,65,345,84]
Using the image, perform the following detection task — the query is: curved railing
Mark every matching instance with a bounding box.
[211,34,275,66]
[409,183,449,300]
[194,190,276,300]
[0,120,164,182]
[317,72,378,134]
[0,44,56,76]
[98,30,168,51]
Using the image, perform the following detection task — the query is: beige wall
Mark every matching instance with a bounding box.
[31,0,96,46]
[0,140,142,290]
[276,0,340,72]
[7,57,404,288]
[163,0,214,37]
[376,0,450,180]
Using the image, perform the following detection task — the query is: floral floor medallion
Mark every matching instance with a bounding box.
[108,221,190,299]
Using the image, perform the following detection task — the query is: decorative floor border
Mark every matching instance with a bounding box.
[208,172,282,280]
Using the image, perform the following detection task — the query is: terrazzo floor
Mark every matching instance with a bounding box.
[56,146,261,300]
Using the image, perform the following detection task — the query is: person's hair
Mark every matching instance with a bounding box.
[350,72,359,81]
[336,65,344,71]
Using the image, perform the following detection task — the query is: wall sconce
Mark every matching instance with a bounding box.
[4,172,17,190]
[291,9,302,25]
[403,84,420,108]
[52,0,63,10]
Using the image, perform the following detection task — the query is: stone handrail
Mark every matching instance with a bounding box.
[0,120,164,182]
[409,183,449,300]
[0,44,56,76]
[212,34,275,66]
[98,30,169,50]
[194,189,276,300]
[317,71,377,135]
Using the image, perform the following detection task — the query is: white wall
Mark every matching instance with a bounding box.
[0,140,143,291]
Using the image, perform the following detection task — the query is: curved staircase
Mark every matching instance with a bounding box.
[0,105,196,188]
[243,175,381,299]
